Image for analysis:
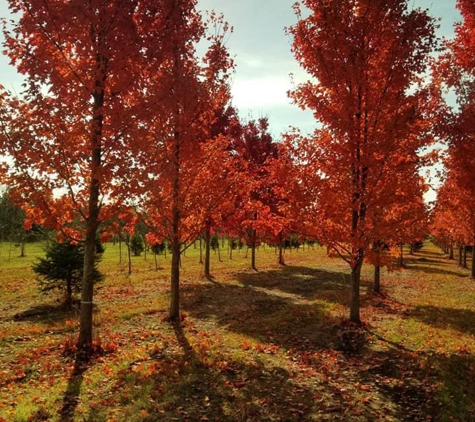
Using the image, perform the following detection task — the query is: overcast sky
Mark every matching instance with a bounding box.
[0,0,461,138]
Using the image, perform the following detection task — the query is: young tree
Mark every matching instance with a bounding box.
[288,0,436,322]
[433,0,475,278]
[137,14,235,320]
[33,240,103,307]
[0,189,28,254]
[1,0,201,355]
[226,117,279,270]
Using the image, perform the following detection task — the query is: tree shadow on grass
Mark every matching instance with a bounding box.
[180,281,451,421]
[423,350,475,421]
[58,359,88,422]
[234,265,363,306]
[106,321,318,421]
[358,332,475,422]
[181,281,343,353]
[357,346,440,421]
[409,247,446,260]
[12,301,80,324]
[405,263,469,278]
[409,305,475,337]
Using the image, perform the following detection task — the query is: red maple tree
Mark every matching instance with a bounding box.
[0,0,207,354]
[288,0,436,322]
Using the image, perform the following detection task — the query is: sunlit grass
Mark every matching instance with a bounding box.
[0,240,474,421]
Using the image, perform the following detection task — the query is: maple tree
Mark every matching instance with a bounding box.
[0,0,207,354]
[288,0,436,322]
[201,104,242,279]
[432,0,475,278]
[431,162,475,278]
[225,117,279,270]
[135,14,235,320]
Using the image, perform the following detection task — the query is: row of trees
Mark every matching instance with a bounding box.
[1,0,468,357]
[430,0,475,278]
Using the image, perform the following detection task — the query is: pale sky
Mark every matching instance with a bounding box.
[0,0,461,138]
[196,0,461,137]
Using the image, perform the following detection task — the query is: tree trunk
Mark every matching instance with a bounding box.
[350,257,363,323]
[373,264,381,294]
[459,245,463,267]
[463,245,468,268]
[119,233,122,264]
[251,229,257,271]
[77,45,106,355]
[170,238,181,320]
[169,125,181,321]
[409,242,414,255]
[449,241,454,260]
[199,237,203,264]
[66,276,73,308]
[143,235,147,261]
[278,232,284,265]
[398,244,404,267]
[154,251,158,271]
[78,218,100,354]
[127,233,132,275]
[472,243,475,280]
[204,221,211,278]
[20,237,25,257]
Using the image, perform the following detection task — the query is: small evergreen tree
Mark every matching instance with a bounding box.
[151,242,165,255]
[33,240,103,307]
[130,233,144,256]
[210,233,220,250]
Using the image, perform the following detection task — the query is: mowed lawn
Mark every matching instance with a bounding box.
[1,240,474,421]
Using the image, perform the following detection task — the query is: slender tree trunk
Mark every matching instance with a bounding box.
[373,264,381,294]
[66,277,73,308]
[251,229,257,271]
[463,245,468,268]
[459,245,463,267]
[199,237,203,264]
[170,238,181,319]
[119,233,122,264]
[278,232,284,265]
[20,237,25,257]
[398,244,404,267]
[154,251,158,270]
[204,221,211,278]
[350,256,363,323]
[127,234,132,275]
[78,217,100,354]
[409,242,414,255]
[472,242,475,280]
[169,126,181,321]
[449,241,454,260]
[143,235,147,261]
[77,46,106,355]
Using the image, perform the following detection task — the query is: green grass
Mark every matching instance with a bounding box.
[0,240,474,421]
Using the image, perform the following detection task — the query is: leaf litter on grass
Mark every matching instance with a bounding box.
[0,241,474,421]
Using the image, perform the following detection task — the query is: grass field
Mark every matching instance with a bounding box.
[0,240,474,421]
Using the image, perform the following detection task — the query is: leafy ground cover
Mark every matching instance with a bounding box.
[0,241,474,421]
